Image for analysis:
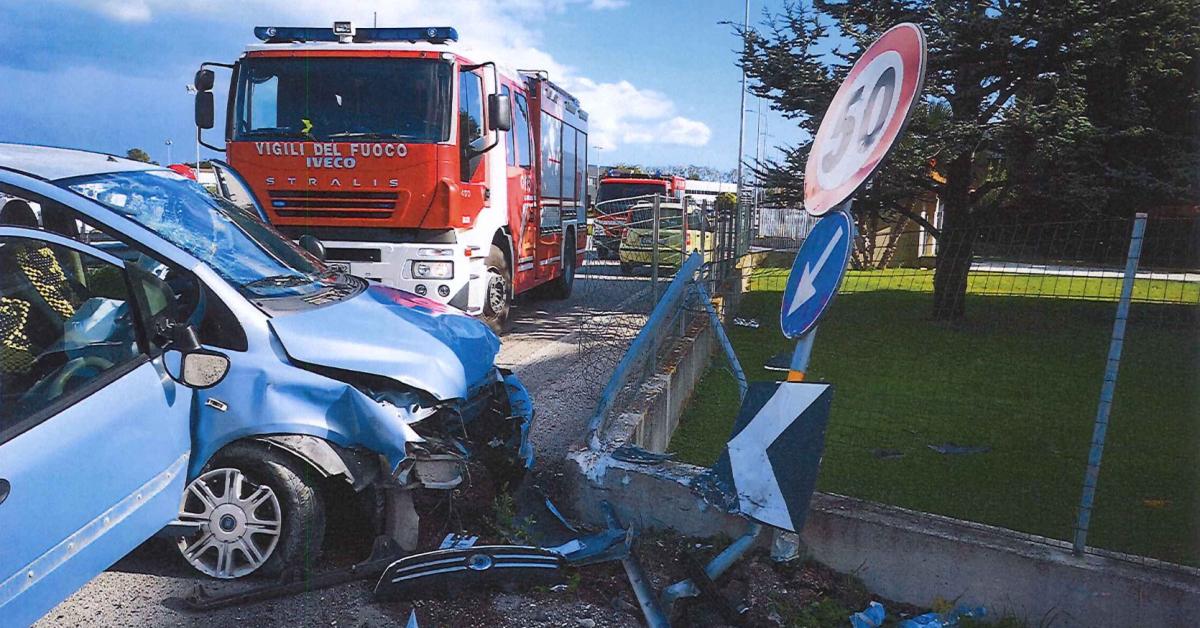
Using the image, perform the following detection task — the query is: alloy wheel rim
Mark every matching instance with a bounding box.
[176,467,282,579]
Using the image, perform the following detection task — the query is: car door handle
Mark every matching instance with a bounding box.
[0,479,10,505]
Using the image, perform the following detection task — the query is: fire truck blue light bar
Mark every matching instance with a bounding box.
[254,26,459,44]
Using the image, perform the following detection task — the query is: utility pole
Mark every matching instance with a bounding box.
[734,0,750,256]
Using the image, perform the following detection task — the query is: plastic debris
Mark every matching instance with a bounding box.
[763,350,792,372]
[850,601,886,628]
[733,317,760,328]
[438,533,478,550]
[927,442,990,455]
[770,530,801,562]
[898,605,987,628]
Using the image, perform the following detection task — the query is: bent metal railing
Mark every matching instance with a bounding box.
[585,252,745,450]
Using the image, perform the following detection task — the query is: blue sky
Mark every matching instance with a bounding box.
[0,0,801,171]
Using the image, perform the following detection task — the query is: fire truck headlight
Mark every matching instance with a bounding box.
[412,261,454,279]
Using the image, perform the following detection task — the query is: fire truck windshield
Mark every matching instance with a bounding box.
[234,57,453,142]
[65,170,344,301]
[596,182,666,205]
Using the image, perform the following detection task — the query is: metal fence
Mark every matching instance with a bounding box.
[687,211,1199,567]
[574,194,742,447]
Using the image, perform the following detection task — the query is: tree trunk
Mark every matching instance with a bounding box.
[932,156,976,320]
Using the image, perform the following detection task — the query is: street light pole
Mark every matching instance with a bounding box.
[734,0,750,256]
[164,139,173,165]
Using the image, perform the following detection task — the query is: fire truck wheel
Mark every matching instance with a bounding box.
[549,242,575,300]
[483,244,511,334]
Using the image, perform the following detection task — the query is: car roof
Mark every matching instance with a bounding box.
[0,143,164,182]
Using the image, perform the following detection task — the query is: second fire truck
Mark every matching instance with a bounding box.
[591,171,684,259]
[194,22,588,331]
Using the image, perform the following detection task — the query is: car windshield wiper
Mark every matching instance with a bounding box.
[242,274,315,290]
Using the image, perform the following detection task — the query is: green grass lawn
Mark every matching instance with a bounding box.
[671,269,1199,565]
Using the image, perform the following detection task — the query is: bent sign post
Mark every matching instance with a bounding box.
[709,23,926,537]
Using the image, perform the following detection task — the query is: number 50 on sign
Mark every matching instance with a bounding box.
[805,24,926,216]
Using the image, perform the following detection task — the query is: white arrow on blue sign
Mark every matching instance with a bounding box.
[780,210,854,339]
[709,381,834,533]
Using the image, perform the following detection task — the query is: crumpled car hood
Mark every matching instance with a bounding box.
[268,283,500,401]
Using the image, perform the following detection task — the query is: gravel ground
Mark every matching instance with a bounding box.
[39,260,658,628]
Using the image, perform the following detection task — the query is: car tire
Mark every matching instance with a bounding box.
[549,240,575,300]
[176,442,325,580]
[482,244,511,334]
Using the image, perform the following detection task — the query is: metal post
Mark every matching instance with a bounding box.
[651,195,661,302]
[680,194,688,276]
[1072,212,1147,555]
[695,281,748,401]
[787,328,817,382]
[734,0,750,263]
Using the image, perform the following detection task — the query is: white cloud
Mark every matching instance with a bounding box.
[94,0,152,22]
[588,0,629,9]
[57,0,707,151]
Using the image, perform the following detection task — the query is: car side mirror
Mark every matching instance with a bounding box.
[195,91,215,130]
[488,94,513,132]
[298,234,326,261]
[179,349,231,389]
[166,324,230,389]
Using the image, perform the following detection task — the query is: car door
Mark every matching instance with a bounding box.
[0,228,193,627]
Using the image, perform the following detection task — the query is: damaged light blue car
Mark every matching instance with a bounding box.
[0,144,534,626]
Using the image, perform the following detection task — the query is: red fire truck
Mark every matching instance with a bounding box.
[592,171,685,258]
[193,23,588,331]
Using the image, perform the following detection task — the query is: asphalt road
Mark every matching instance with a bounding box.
[38,259,655,628]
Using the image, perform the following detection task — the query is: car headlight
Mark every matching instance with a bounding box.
[412,260,454,279]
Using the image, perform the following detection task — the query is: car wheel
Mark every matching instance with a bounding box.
[176,442,325,579]
[549,241,575,300]
[482,244,511,334]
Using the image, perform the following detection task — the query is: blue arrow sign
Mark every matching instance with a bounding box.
[706,381,834,533]
[780,211,854,339]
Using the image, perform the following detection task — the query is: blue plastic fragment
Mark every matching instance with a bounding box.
[899,605,987,628]
[850,601,886,628]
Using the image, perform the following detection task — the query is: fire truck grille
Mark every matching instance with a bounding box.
[268,190,398,219]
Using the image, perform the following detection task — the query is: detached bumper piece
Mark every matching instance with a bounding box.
[373,546,565,601]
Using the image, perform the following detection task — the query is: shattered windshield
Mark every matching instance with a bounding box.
[63,169,340,299]
[234,57,454,142]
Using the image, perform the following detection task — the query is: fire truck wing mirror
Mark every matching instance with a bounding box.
[194,68,215,92]
[195,91,215,130]
[488,94,513,132]
[298,234,327,261]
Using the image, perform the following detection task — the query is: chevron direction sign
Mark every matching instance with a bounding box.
[709,381,834,533]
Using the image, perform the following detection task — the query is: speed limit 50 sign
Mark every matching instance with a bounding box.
[804,23,926,215]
